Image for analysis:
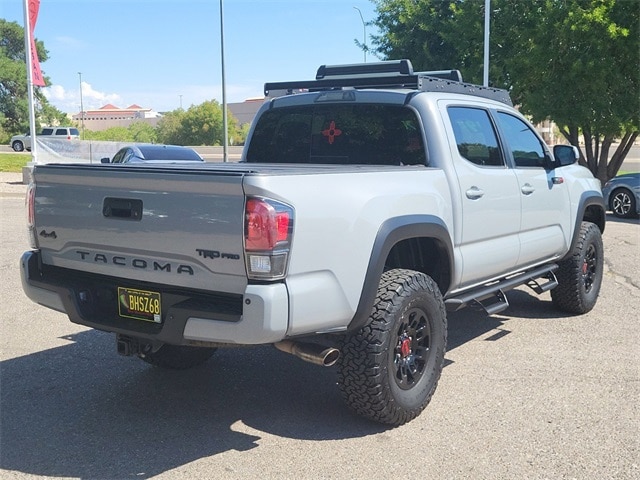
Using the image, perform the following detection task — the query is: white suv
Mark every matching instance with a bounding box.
[10,127,80,152]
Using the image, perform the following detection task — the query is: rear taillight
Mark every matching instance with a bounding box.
[244,197,293,280]
[26,183,37,248]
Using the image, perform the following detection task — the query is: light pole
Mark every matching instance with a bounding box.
[483,0,490,86]
[78,72,85,139]
[353,6,366,62]
[220,0,228,162]
[179,94,183,109]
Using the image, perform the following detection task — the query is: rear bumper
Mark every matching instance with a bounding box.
[20,250,289,345]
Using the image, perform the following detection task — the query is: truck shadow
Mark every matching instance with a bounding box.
[0,290,559,478]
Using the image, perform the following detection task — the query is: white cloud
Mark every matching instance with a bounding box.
[42,81,262,115]
[42,82,121,114]
[80,82,121,108]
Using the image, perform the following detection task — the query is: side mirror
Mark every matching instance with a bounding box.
[100,157,110,164]
[553,145,580,167]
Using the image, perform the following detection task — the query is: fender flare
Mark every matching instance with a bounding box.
[347,215,454,332]
[562,191,606,261]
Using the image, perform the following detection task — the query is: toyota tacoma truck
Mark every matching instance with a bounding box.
[21,60,606,426]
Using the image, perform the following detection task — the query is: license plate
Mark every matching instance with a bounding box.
[118,287,162,323]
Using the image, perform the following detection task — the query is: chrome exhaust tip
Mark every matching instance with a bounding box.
[274,340,340,367]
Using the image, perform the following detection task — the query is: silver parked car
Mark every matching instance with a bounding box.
[602,172,640,218]
[10,127,80,152]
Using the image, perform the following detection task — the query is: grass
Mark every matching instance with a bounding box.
[0,153,30,173]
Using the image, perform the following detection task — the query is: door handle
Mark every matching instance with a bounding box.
[465,186,485,199]
[521,183,535,195]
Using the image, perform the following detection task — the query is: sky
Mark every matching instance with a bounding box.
[1,0,380,114]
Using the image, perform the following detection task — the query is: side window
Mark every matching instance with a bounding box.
[496,112,546,168]
[123,149,135,163]
[448,107,504,167]
[112,150,125,163]
[55,128,67,136]
[40,128,53,135]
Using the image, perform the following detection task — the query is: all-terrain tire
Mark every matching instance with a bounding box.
[337,269,447,426]
[551,221,603,314]
[138,344,217,369]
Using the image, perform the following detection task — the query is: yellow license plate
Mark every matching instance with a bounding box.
[118,287,162,323]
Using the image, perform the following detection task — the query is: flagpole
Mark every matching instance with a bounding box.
[23,0,39,164]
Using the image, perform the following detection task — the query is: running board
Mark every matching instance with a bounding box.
[470,289,510,315]
[445,264,559,314]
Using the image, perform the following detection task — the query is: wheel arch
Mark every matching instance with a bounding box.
[347,215,453,332]
[562,191,605,262]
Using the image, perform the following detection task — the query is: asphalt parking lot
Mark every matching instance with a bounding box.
[0,173,638,480]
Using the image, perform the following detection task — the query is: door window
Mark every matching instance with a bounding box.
[496,112,546,168]
[448,107,504,167]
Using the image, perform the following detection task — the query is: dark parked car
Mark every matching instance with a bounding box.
[602,172,640,218]
[101,144,203,164]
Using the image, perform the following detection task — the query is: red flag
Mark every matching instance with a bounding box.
[28,0,45,86]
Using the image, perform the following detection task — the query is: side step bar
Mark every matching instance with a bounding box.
[445,264,559,315]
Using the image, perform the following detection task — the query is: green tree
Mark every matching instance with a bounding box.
[156,101,242,146]
[370,0,639,182]
[156,108,187,145]
[84,126,132,142]
[82,122,158,143]
[181,100,224,145]
[0,19,67,139]
[128,121,157,143]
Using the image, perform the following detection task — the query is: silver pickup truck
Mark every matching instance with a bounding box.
[21,60,606,426]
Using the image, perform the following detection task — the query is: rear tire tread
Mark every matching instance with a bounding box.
[338,269,447,426]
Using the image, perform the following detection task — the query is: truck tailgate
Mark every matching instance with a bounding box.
[32,164,248,294]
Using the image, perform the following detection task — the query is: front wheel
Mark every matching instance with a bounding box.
[551,222,603,314]
[12,141,24,152]
[138,344,217,369]
[337,269,447,426]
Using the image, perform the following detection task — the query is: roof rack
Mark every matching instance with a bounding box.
[264,59,512,106]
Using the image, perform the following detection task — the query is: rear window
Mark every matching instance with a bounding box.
[138,147,202,161]
[246,104,426,165]
[69,128,80,136]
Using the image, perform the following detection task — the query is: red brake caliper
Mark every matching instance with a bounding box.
[400,336,412,358]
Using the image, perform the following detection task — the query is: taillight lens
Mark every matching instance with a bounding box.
[244,197,293,280]
[245,198,290,250]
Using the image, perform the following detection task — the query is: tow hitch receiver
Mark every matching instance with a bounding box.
[116,334,144,356]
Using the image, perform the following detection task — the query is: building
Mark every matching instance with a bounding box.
[72,104,163,131]
[228,98,265,127]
